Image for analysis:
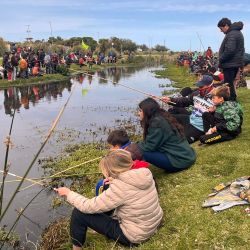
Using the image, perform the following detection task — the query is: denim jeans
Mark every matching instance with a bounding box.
[70,208,134,247]
[143,151,183,172]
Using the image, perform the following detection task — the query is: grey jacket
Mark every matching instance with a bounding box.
[219,22,245,69]
[67,168,163,243]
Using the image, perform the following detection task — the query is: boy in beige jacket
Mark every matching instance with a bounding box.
[55,149,163,249]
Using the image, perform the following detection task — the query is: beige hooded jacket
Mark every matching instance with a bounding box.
[66,168,163,243]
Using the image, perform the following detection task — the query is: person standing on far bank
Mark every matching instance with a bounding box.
[217,17,245,101]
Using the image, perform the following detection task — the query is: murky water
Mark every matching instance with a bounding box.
[0,65,174,247]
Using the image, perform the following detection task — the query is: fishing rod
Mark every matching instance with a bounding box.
[0,109,16,215]
[196,32,205,52]
[0,187,47,249]
[18,156,102,191]
[0,157,103,247]
[70,69,176,105]
[0,156,102,247]
[0,84,76,223]
[0,172,102,185]
[0,170,45,187]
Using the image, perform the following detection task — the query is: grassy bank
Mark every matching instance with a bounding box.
[0,74,69,89]
[38,64,249,249]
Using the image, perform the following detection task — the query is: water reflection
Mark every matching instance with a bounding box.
[3,82,72,115]
[96,66,146,85]
[1,65,153,116]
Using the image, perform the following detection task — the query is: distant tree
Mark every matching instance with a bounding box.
[120,39,137,52]
[98,39,110,53]
[138,44,149,51]
[48,36,64,45]
[34,39,43,43]
[0,37,7,57]
[56,36,63,41]
[48,36,58,44]
[154,44,169,52]
[110,37,122,52]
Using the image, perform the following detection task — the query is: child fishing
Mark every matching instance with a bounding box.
[200,85,243,144]
[95,129,149,197]
[55,149,163,250]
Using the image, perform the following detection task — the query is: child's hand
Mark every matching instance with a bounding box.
[54,187,70,197]
[206,126,217,135]
[160,96,171,103]
[211,126,217,133]
[208,106,216,112]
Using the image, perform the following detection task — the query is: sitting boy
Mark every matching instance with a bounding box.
[199,85,243,145]
[96,129,149,196]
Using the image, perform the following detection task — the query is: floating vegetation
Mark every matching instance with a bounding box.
[0,227,20,248]
[51,197,63,209]
[159,83,171,88]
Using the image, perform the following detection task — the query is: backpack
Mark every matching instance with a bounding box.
[19,59,28,70]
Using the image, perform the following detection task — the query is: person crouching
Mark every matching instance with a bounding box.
[55,149,163,250]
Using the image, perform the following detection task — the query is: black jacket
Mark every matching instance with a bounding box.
[219,22,245,69]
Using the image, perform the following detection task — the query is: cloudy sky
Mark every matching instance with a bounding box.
[1,0,249,52]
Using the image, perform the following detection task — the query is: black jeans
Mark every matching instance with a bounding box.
[173,114,204,143]
[200,112,235,144]
[223,67,239,101]
[70,208,134,247]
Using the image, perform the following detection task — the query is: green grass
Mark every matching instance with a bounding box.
[0,74,69,89]
[39,64,250,250]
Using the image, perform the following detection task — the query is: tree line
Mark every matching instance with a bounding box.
[0,36,169,57]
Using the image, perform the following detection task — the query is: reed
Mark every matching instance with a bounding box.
[0,109,16,215]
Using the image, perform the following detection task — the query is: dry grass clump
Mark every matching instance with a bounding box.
[39,218,71,250]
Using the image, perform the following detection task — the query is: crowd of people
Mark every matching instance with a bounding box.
[0,45,117,82]
[0,17,244,249]
[51,17,248,250]
[53,17,246,250]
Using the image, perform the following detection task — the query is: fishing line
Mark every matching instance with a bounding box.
[18,156,102,191]
[0,170,44,187]
[70,69,176,105]
[0,84,76,223]
[0,187,47,249]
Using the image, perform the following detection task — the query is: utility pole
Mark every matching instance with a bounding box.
[25,25,33,43]
[49,21,53,46]
[49,21,53,37]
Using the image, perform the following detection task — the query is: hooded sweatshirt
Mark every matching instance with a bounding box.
[214,101,243,134]
[219,22,245,69]
[67,168,163,243]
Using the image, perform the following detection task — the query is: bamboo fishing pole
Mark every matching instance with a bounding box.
[0,187,46,249]
[0,109,16,215]
[70,69,176,105]
[19,156,102,191]
[0,84,76,223]
[0,170,44,187]
[0,157,103,247]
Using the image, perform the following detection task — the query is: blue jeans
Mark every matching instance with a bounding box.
[143,151,182,172]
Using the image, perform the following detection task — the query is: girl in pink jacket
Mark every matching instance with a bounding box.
[55,149,163,250]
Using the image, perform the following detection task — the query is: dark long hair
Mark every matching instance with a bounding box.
[138,97,184,139]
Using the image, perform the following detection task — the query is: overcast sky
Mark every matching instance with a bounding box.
[1,0,249,52]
